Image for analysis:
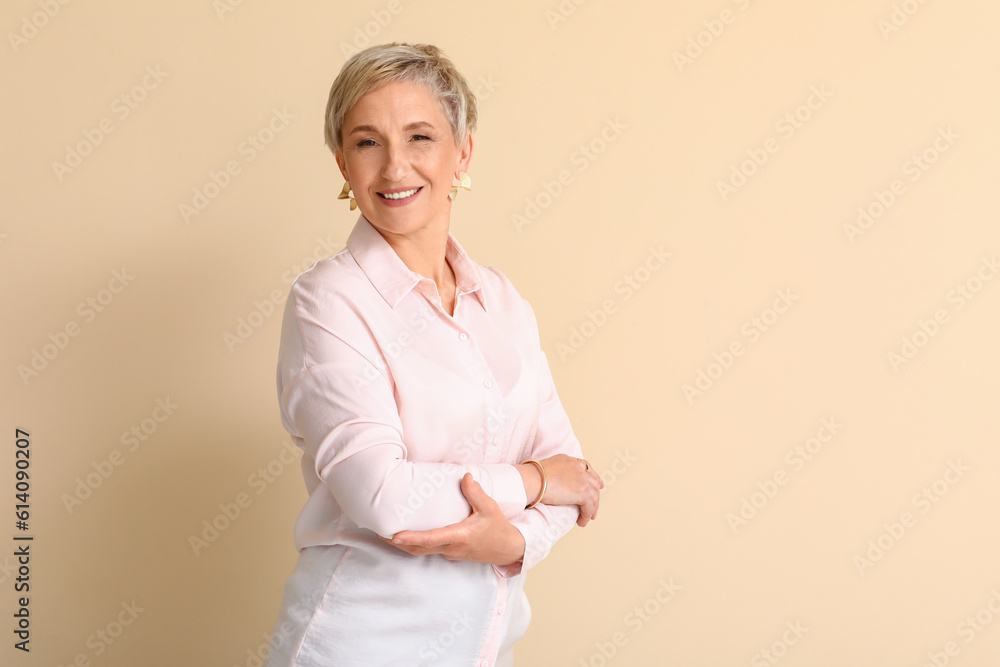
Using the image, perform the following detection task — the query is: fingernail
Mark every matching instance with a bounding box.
[392,538,403,544]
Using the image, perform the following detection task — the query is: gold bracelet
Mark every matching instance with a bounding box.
[523,459,547,509]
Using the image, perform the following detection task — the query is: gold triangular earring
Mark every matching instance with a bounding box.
[448,171,472,201]
[338,181,357,210]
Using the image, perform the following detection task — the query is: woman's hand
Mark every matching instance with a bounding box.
[518,454,604,527]
[381,473,526,566]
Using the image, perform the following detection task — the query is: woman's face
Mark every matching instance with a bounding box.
[336,80,472,239]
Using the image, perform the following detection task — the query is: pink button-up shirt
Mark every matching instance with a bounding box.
[274,214,584,665]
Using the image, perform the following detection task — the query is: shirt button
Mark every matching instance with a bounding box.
[492,437,501,446]
[458,332,467,341]
[497,605,505,615]
[483,379,493,388]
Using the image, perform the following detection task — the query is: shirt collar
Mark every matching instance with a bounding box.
[346,214,488,312]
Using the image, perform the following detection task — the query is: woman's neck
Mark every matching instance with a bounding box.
[376,220,456,311]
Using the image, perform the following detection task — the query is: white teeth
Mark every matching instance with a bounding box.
[380,187,420,200]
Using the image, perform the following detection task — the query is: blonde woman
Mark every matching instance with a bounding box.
[264,42,602,667]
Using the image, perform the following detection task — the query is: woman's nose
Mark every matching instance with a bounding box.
[380,142,408,182]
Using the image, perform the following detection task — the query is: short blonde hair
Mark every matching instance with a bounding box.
[324,43,477,155]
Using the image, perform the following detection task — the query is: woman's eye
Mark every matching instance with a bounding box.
[412,134,431,141]
[356,138,377,148]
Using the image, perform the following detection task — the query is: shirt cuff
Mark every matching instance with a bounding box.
[511,505,578,572]
[477,463,528,518]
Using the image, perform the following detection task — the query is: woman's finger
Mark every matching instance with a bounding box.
[459,473,495,513]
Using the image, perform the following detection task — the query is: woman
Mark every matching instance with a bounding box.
[264,42,602,667]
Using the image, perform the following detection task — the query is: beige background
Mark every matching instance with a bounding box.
[3,0,999,665]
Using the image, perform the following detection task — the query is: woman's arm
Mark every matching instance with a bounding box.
[279,291,533,538]
[506,350,594,571]
[384,455,605,566]
[283,352,533,538]
[283,275,598,554]
[382,473,527,566]
[515,454,603,526]
[387,347,603,571]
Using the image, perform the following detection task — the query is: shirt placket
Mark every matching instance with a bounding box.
[460,314,511,666]
[416,280,511,665]
[475,575,508,667]
[449,327,508,466]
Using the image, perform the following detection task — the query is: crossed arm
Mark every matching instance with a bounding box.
[281,358,602,570]
[384,456,603,566]
[279,292,602,570]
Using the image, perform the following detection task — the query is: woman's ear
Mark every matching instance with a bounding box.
[456,132,474,175]
[335,150,349,181]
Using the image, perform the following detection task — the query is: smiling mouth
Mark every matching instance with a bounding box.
[378,187,422,200]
